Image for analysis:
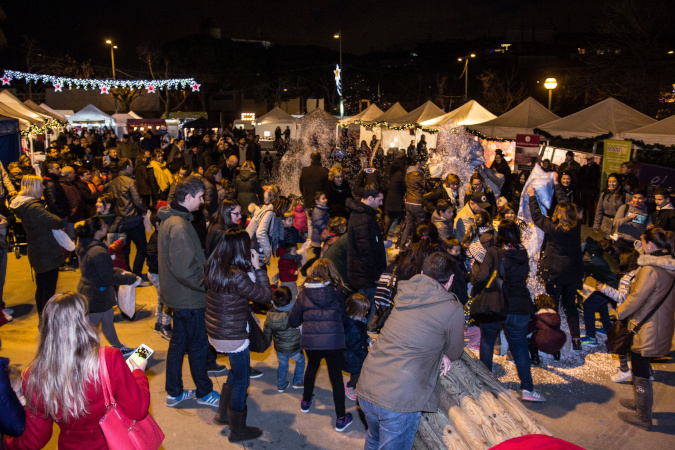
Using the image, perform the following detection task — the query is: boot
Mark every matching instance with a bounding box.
[553,352,561,361]
[213,384,233,426]
[618,377,652,431]
[528,340,540,366]
[227,406,262,442]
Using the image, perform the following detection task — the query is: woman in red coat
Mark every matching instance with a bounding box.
[4,292,151,450]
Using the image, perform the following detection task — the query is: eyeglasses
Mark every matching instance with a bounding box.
[232,211,242,216]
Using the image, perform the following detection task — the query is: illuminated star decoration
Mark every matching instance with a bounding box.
[54,83,62,92]
[147,85,156,93]
[191,83,200,92]
[334,64,342,96]
[100,85,109,94]
[1,76,10,86]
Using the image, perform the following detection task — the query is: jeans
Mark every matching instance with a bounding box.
[480,314,533,391]
[546,281,581,339]
[123,220,147,277]
[583,292,613,339]
[147,272,171,326]
[165,308,213,399]
[226,348,250,412]
[35,267,59,317]
[360,287,377,327]
[304,349,345,418]
[277,350,305,389]
[399,204,426,248]
[359,398,422,450]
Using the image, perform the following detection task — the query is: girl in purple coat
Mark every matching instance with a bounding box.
[528,294,566,365]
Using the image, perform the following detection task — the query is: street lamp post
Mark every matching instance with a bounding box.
[106,39,119,113]
[458,53,476,101]
[334,31,343,118]
[544,77,557,110]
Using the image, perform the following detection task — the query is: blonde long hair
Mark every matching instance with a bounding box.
[24,292,100,422]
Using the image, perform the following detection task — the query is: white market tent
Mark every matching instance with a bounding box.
[0,91,47,127]
[40,103,73,120]
[537,97,656,139]
[68,104,116,128]
[338,103,384,143]
[621,114,675,146]
[382,100,446,150]
[255,106,300,140]
[112,111,142,138]
[468,97,560,139]
[24,100,67,123]
[421,100,496,128]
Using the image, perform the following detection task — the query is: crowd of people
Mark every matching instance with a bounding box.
[0,126,673,448]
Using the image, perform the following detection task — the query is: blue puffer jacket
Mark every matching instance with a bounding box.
[343,316,368,374]
[289,281,346,350]
[0,357,25,438]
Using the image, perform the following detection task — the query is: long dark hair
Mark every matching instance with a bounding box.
[211,199,240,230]
[203,229,252,292]
[604,173,624,200]
[74,217,105,240]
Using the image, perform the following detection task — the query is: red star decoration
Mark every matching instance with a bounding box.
[1,77,10,86]
[100,85,109,94]
[147,85,156,93]
[191,83,200,92]
[54,83,62,92]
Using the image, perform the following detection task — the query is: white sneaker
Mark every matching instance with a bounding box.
[611,368,632,383]
[3,311,12,322]
[521,389,546,402]
[3,307,13,315]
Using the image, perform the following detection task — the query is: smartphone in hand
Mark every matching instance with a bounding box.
[126,344,154,371]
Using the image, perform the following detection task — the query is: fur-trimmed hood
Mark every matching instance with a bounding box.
[638,253,675,272]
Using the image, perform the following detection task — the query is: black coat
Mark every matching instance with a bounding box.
[76,238,137,313]
[235,168,263,214]
[146,231,158,274]
[353,168,384,198]
[10,197,64,273]
[326,180,352,219]
[343,316,368,374]
[288,282,346,350]
[347,198,386,289]
[42,175,69,219]
[651,207,675,233]
[384,170,406,213]
[530,195,584,286]
[299,162,329,209]
[422,184,451,214]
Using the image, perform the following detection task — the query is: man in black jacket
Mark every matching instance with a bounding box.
[42,162,69,219]
[299,152,329,209]
[107,158,149,281]
[648,188,675,232]
[347,183,386,326]
[579,156,601,225]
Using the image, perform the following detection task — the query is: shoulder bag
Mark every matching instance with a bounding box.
[98,348,165,450]
[247,310,271,353]
[606,277,675,354]
[470,250,507,323]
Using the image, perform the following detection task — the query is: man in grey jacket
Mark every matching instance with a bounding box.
[357,252,465,449]
[159,175,220,408]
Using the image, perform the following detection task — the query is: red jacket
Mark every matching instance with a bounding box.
[293,204,308,234]
[5,347,151,450]
[277,247,301,282]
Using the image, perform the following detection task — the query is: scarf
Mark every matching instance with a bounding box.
[150,160,173,192]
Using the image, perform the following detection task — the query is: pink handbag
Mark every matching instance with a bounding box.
[98,348,165,450]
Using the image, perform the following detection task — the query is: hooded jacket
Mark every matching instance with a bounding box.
[205,269,271,341]
[357,274,464,413]
[9,195,64,273]
[617,252,675,357]
[263,302,301,354]
[235,166,263,214]
[157,204,206,309]
[76,237,137,313]
[310,204,330,245]
[288,281,346,350]
[343,316,369,374]
[347,198,386,290]
[650,203,675,232]
[528,311,566,354]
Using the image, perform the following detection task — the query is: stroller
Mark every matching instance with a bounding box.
[6,220,27,258]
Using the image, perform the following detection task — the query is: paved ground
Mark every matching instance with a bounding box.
[1,232,674,449]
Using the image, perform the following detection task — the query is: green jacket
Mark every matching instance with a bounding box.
[157,204,206,309]
[263,305,301,354]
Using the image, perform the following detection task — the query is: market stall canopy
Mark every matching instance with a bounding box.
[0,103,35,129]
[0,91,47,126]
[24,99,67,122]
[256,106,297,125]
[537,97,656,139]
[182,117,220,129]
[127,118,165,128]
[387,100,445,126]
[68,104,115,127]
[368,102,408,124]
[621,114,675,146]
[112,111,142,122]
[40,103,73,120]
[338,104,384,125]
[300,108,339,127]
[421,100,496,127]
[469,97,560,139]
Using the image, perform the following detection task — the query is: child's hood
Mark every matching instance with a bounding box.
[535,311,561,329]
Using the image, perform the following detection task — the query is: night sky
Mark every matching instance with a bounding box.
[3,0,612,71]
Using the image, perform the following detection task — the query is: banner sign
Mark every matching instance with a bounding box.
[514,134,540,172]
[602,139,632,189]
[637,163,674,189]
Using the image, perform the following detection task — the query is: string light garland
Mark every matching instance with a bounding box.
[340,119,440,134]
[2,70,200,94]
[20,118,66,136]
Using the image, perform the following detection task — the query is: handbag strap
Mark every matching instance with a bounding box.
[633,276,675,333]
[98,347,116,407]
